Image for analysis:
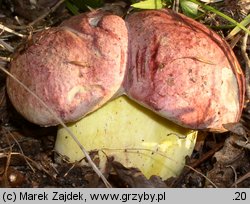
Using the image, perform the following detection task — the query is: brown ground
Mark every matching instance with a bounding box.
[0,0,250,188]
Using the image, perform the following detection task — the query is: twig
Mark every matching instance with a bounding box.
[3,152,12,187]
[2,127,35,172]
[241,28,250,100]
[0,24,25,38]
[28,0,65,27]
[231,171,250,187]
[0,87,6,109]
[227,165,238,188]
[189,142,224,168]
[63,163,77,177]
[0,56,11,62]
[229,34,243,48]
[101,147,177,163]
[173,0,180,13]
[0,152,52,178]
[234,140,250,150]
[1,0,64,31]
[185,165,218,188]
[2,133,14,187]
[167,141,223,187]
[0,39,14,52]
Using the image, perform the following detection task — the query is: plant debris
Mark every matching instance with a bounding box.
[0,0,250,188]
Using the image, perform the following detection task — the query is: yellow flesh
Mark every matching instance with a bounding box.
[55,96,197,180]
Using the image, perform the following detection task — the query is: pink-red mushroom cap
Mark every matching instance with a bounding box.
[124,9,245,132]
[6,9,244,132]
[7,11,128,126]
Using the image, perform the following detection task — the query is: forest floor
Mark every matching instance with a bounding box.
[0,0,250,187]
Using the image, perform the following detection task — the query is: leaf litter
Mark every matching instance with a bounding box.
[0,0,250,188]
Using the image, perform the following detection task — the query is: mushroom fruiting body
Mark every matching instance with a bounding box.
[56,96,197,180]
[7,11,128,126]
[6,9,245,180]
[6,9,244,132]
[125,9,244,132]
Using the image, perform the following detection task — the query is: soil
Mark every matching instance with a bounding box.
[0,0,250,188]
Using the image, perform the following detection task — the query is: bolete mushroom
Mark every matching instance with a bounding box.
[7,11,128,126]
[56,95,197,180]
[6,9,245,180]
[124,9,245,132]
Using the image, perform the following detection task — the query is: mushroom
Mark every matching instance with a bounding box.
[56,95,197,180]
[124,9,245,132]
[7,9,244,131]
[7,11,128,126]
[6,9,245,179]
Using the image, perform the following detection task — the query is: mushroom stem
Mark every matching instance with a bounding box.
[55,96,197,180]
